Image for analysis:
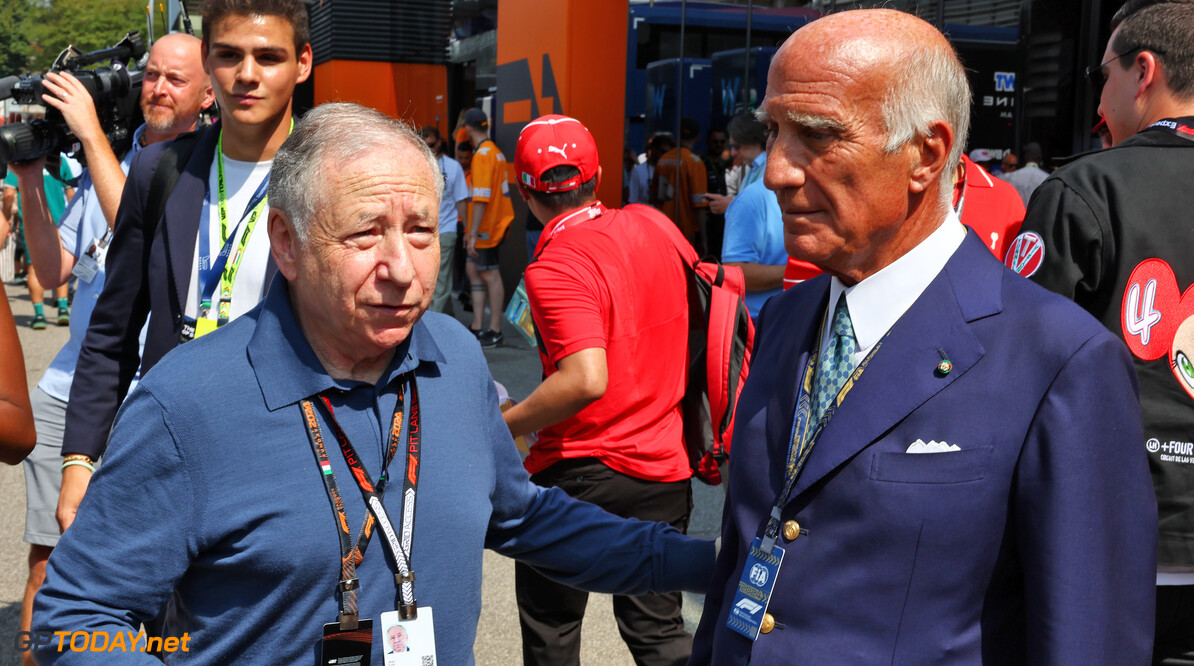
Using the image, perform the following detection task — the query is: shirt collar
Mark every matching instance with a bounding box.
[248,278,446,411]
[751,151,767,170]
[131,124,148,152]
[825,210,967,353]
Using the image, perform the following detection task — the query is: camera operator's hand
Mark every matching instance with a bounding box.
[41,71,105,148]
[6,158,46,183]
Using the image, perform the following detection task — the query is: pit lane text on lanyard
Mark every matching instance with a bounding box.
[726,306,887,641]
[300,374,422,634]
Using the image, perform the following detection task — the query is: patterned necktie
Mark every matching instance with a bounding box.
[811,295,857,425]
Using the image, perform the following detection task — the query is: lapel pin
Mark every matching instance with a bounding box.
[936,348,952,376]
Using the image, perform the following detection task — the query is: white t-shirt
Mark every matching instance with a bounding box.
[184,152,274,323]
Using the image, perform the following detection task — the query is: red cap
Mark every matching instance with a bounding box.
[514,115,599,193]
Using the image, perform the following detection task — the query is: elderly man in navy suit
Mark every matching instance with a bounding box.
[691,9,1157,665]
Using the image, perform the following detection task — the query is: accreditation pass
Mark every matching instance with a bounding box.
[726,537,784,640]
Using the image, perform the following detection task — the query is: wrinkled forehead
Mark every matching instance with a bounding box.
[322,148,440,216]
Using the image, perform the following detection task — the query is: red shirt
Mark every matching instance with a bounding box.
[524,202,691,482]
[954,155,1025,260]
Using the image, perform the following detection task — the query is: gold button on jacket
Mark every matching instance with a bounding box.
[782,520,801,542]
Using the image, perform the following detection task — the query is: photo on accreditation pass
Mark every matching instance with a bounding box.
[381,608,436,666]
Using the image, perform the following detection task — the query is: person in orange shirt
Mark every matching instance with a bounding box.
[650,117,708,251]
[463,109,514,347]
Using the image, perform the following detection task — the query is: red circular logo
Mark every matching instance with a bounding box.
[1004,231,1045,278]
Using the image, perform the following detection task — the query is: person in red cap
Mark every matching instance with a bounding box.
[503,114,697,665]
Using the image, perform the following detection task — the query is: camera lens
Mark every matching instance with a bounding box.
[0,121,58,164]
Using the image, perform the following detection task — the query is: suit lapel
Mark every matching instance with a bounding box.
[162,125,220,313]
[789,233,1003,500]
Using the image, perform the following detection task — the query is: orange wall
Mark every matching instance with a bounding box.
[313,61,450,135]
[495,0,629,207]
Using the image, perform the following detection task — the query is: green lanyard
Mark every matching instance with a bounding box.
[209,118,293,321]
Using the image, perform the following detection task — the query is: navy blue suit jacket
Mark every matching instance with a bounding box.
[65,124,275,460]
[691,232,1157,664]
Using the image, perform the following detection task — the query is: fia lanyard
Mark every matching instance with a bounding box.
[300,375,422,629]
[759,304,889,554]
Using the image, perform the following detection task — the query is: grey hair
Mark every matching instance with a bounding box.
[269,102,444,240]
[880,40,971,211]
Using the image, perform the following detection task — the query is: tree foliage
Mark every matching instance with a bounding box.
[0,0,34,74]
[29,0,149,72]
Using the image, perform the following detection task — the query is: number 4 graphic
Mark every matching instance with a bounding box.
[1125,279,1163,345]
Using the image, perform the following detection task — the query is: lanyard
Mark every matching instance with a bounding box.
[759,304,889,554]
[300,375,422,629]
[197,120,293,324]
[1145,117,1194,142]
[534,201,608,260]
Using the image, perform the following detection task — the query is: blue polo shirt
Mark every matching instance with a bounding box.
[34,278,714,665]
[37,125,147,402]
[722,175,788,317]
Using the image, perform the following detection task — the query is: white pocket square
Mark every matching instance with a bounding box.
[906,439,961,454]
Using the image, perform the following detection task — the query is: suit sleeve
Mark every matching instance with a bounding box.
[1014,330,1155,664]
[479,378,715,595]
[62,152,156,459]
[34,388,198,664]
[1017,178,1114,306]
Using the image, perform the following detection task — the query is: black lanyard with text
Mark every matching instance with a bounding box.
[300,375,422,629]
[1145,117,1194,142]
[759,308,888,554]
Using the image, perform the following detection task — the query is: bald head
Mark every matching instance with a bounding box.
[759,9,971,284]
[141,33,213,143]
[773,9,970,186]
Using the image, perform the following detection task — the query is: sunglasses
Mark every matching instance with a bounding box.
[1085,46,1163,86]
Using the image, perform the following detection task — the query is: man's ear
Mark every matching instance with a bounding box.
[200,83,215,111]
[267,209,300,281]
[1135,50,1163,101]
[909,119,953,196]
[295,43,314,84]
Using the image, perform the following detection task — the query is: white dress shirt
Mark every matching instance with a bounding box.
[820,210,967,370]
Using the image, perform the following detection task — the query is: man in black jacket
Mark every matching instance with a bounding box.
[1010,2,1194,660]
[58,0,312,531]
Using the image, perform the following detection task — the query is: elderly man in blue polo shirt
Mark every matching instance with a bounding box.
[33,103,714,666]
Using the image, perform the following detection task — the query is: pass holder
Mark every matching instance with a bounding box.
[726,537,785,641]
[320,617,373,666]
[380,608,437,666]
[71,229,112,283]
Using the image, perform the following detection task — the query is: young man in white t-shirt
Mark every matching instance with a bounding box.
[60,0,313,533]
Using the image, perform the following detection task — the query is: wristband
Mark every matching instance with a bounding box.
[63,453,94,463]
[62,459,96,473]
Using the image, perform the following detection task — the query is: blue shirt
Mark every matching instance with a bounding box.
[739,150,767,190]
[722,175,787,317]
[435,154,469,234]
[38,126,146,402]
[34,278,714,665]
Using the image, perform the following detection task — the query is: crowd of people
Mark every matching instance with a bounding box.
[1,0,1193,663]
